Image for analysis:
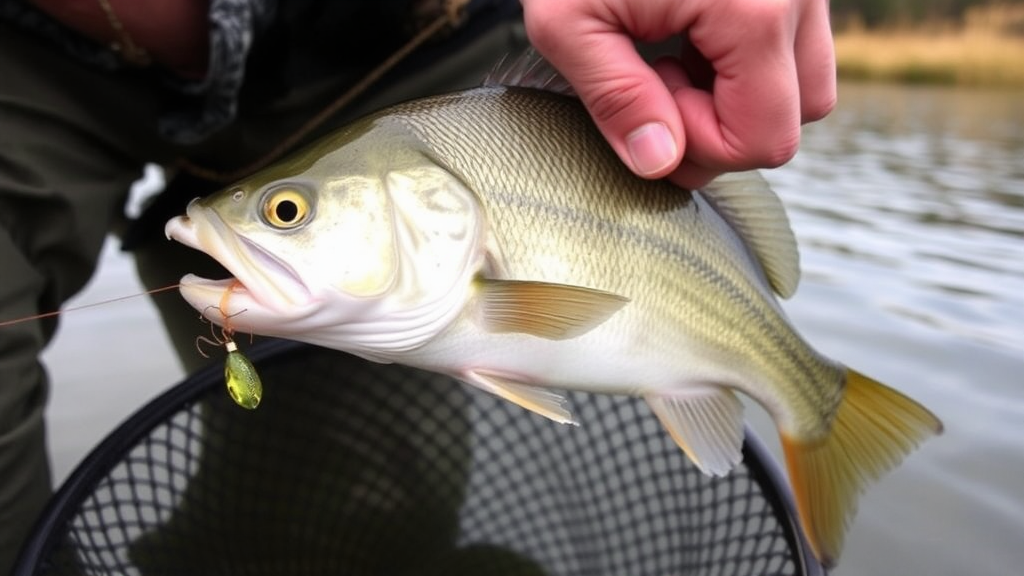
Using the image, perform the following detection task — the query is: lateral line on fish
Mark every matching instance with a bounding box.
[0,284,181,328]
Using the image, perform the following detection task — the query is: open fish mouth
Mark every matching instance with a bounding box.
[164,204,315,324]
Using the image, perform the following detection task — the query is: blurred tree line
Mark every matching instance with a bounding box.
[831,0,1024,29]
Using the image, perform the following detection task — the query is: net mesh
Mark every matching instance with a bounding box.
[17,341,822,576]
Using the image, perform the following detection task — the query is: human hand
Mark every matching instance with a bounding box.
[521,0,836,189]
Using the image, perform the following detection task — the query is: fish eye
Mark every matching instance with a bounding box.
[261,187,312,229]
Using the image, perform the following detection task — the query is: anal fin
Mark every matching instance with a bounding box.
[645,387,745,477]
[464,370,577,425]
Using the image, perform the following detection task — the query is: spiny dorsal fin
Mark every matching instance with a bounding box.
[645,387,746,477]
[463,370,577,425]
[484,49,575,96]
[700,171,801,298]
[477,278,629,340]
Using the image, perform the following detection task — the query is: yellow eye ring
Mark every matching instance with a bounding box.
[262,188,311,229]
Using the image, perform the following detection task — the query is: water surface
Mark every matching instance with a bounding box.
[762,81,1024,576]
[42,81,1024,576]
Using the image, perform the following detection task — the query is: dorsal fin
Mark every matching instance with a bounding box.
[483,49,575,96]
[700,171,801,298]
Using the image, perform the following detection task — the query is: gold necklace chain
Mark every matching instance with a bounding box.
[96,0,152,66]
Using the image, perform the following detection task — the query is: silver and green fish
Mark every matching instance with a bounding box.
[165,57,941,567]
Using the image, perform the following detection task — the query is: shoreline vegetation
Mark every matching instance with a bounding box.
[832,4,1024,87]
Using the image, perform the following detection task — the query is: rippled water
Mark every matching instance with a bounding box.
[764,82,1024,576]
[42,81,1024,575]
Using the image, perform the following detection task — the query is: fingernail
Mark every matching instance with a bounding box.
[626,122,677,176]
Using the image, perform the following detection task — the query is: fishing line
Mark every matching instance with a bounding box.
[0,282,264,410]
[0,284,181,328]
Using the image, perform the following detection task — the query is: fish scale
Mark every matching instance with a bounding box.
[394,86,841,427]
[166,71,941,567]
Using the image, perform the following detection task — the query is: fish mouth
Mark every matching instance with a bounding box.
[165,202,316,328]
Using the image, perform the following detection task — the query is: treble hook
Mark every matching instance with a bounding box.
[195,306,247,358]
[194,282,263,410]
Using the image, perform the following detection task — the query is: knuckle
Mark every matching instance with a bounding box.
[523,17,554,51]
[523,2,571,53]
[750,0,792,26]
[758,136,801,168]
[733,0,793,47]
[802,90,837,123]
[584,80,646,125]
[724,130,800,169]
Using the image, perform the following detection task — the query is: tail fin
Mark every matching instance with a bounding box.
[780,369,943,568]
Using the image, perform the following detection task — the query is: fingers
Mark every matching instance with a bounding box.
[649,55,722,189]
[794,0,838,123]
[674,1,804,172]
[523,0,687,179]
[523,0,836,186]
[674,0,834,173]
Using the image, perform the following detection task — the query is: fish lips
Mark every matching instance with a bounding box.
[164,203,317,331]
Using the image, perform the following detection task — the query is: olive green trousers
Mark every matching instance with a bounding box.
[0,17,527,574]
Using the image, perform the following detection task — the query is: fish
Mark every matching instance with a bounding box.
[164,54,942,567]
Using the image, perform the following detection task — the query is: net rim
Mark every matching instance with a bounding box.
[14,339,825,576]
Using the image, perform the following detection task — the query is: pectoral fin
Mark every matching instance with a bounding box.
[477,279,629,340]
[645,387,745,477]
[464,370,577,425]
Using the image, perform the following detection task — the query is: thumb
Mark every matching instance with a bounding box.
[526,16,684,179]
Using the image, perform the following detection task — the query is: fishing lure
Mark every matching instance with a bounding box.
[197,282,263,410]
[222,336,262,410]
[197,325,263,410]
